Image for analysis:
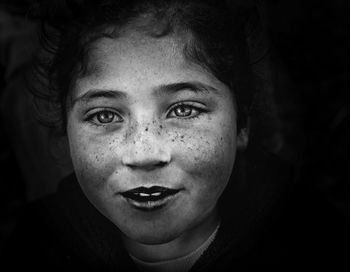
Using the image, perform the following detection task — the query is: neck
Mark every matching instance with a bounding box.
[122,208,220,262]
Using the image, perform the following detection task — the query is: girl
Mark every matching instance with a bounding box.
[6,0,335,270]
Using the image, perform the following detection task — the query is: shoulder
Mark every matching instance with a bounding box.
[2,175,84,270]
[201,146,350,267]
[2,174,130,271]
[2,199,67,270]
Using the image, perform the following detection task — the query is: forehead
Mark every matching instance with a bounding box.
[91,32,182,77]
[73,31,230,99]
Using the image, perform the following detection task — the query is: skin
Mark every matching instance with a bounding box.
[66,30,247,262]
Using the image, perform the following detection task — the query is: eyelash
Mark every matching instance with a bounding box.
[167,102,206,119]
[85,109,123,126]
[85,103,207,126]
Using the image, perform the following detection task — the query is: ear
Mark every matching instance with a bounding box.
[237,127,249,150]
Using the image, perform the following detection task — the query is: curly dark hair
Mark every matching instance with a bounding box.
[30,0,272,139]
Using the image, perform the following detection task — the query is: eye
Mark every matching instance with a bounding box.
[167,103,204,119]
[87,110,123,125]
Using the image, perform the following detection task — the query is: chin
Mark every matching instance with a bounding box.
[124,225,183,245]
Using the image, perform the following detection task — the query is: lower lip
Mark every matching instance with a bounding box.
[122,192,180,211]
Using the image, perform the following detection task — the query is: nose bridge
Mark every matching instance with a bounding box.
[130,111,158,144]
[121,115,170,169]
[133,119,157,151]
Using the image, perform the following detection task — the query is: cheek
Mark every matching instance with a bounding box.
[67,126,121,193]
[173,123,237,198]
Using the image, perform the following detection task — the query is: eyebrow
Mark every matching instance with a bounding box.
[71,89,127,106]
[154,82,220,97]
[71,81,220,107]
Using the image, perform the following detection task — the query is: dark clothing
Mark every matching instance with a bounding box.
[3,147,350,270]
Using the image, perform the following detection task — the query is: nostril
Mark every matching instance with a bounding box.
[155,161,167,167]
[121,142,171,170]
[124,159,169,170]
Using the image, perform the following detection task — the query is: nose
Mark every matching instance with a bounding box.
[121,122,171,171]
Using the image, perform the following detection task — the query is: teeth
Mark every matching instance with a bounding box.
[139,193,150,197]
[152,192,161,196]
[135,192,163,197]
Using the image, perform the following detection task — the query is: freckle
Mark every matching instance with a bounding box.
[180,135,184,139]
[159,125,163,129]
[145,128,148,132]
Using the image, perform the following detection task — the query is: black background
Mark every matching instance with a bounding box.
[0,0,349,255]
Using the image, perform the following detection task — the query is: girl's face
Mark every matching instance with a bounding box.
[67,31,243,244]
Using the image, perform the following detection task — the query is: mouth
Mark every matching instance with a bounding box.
[120,186,181,211]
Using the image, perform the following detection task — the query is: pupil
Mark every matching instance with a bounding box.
[177,106,190,116]
[98,111,113,123]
